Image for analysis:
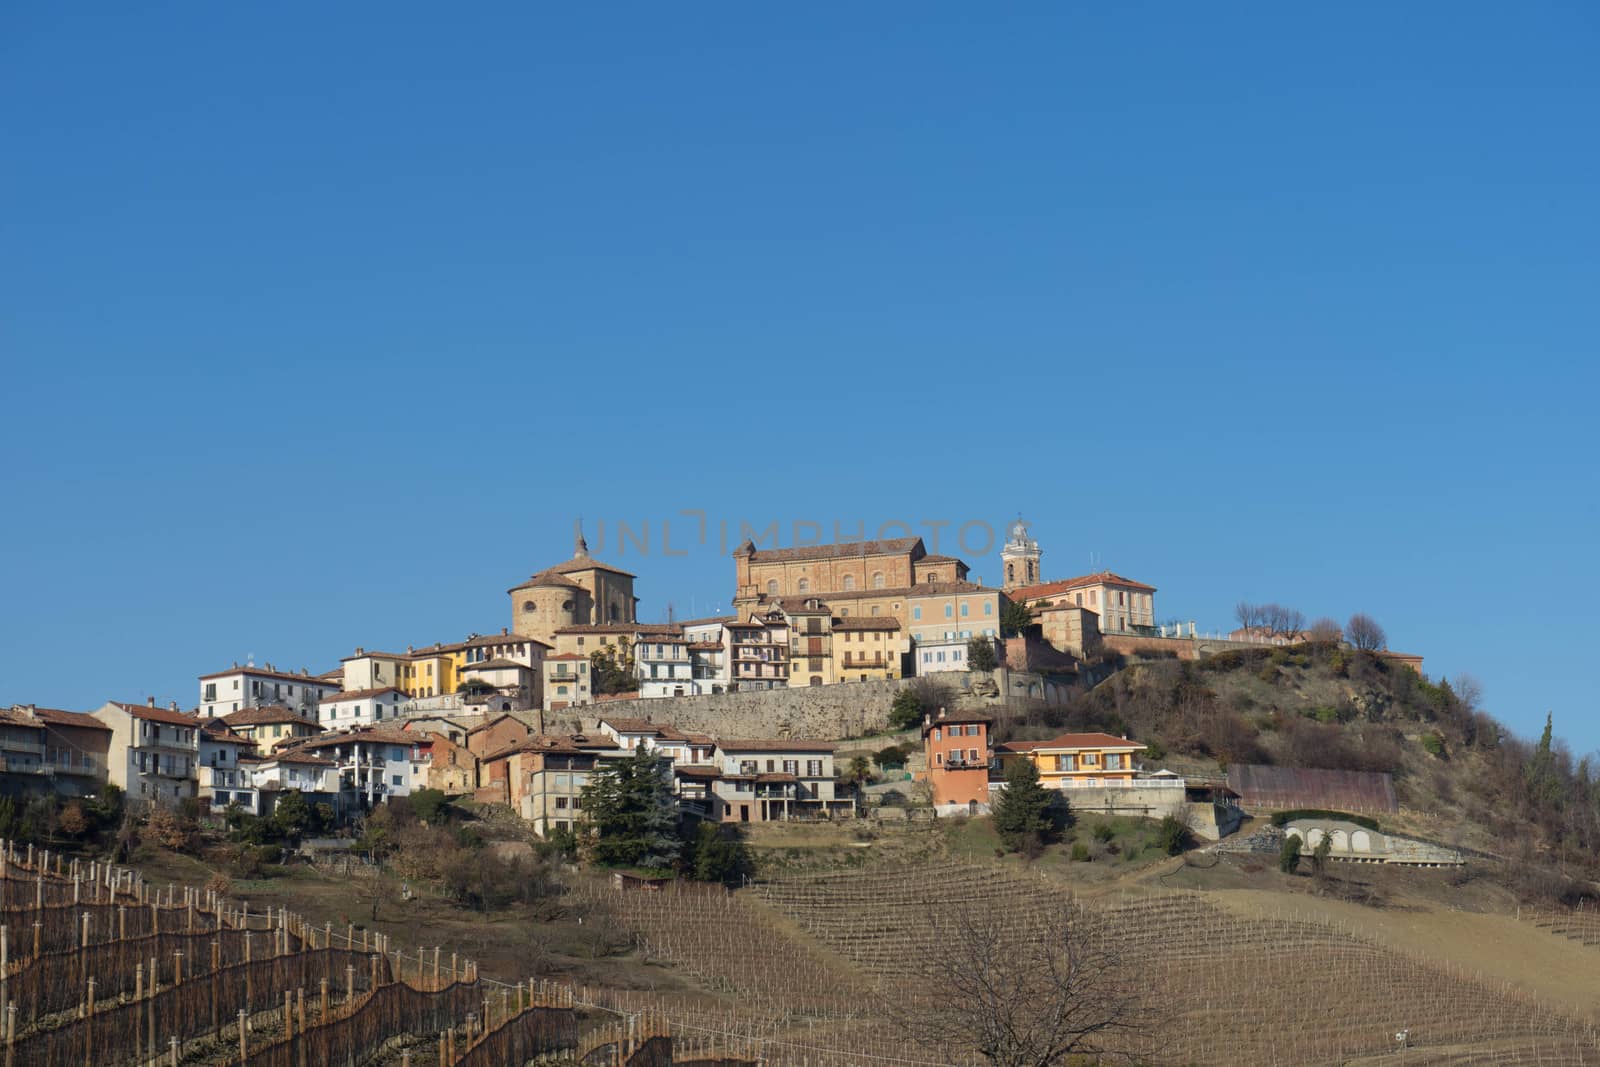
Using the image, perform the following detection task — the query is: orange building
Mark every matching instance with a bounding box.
[922,712,994,814]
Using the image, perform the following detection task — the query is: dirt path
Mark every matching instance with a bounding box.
[1208,888,1600,1025]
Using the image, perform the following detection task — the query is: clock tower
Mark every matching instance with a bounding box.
[1000,517,1041,592]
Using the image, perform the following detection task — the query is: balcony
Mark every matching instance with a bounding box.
[0,740,46,758]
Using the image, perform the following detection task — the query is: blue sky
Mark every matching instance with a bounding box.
[3,4,1597,751]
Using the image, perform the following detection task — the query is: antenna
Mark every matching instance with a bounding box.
[246,651,255,668]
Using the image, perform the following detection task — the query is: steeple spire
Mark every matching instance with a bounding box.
[573,517,590,558]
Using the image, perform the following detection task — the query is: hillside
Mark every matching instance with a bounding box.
[1011,642,1600,898]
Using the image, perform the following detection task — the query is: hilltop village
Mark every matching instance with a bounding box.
[3,519,1426,851]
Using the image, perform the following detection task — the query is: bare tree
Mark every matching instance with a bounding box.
[1346,613,1387,652]
[885,898,1147,1066]
[1451,673,1483,715]
[1234,601,1265,633]
[1307,617,1342,643]
[1262,603,1306,641]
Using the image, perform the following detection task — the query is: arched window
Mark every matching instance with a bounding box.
[766,579,779,596]
[871,572,885,590]
[1027,562,1036,582]
[841,575,856,591]
[1007,563,1015,583]
[523,600,537,613]
[609,603,620,621]
[797,578,810,593]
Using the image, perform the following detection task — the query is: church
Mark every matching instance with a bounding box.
[507,526,639,649]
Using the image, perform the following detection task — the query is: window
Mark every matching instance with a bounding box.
[766,579,779,595]
[1106,754,1124,770]
[984,602,993,616]
[555,797,569,809]
[806,759,823,777]
[912,606,922,621]
[391,774,403,786]
[968,749,979,762]
[797,578,810,593]
[871,572,884,589]
[841,575,855,591]
[1057,754,1076,771]
[960,603,969,617]
[203,683,217,702]
[782,759,798,774]
[944,604,953,618]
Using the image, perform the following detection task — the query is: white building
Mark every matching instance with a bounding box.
[680,616,733,695]
[292,727,425,806]
[595,717,716,766]
[634,627,695,698]
[91,700,200,806]
[319,687,407,728]
[913,635,1002,677]
[707,739,847,822]
[198,664,339,720]
[198,720,257,813]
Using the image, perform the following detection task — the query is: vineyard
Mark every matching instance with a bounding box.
[6,834,1600,1065]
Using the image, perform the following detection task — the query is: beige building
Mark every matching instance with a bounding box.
[1010,571,1157,635]
[91,699,201,806]
[1034,601,1102,656]
[733,536,970,608]
[221,704,325,752]
[508,528,638,648]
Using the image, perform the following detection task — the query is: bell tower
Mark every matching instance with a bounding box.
[1000,516,1041,592]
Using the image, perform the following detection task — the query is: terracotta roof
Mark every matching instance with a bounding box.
[735,537,923,563]
[999,732,1145,753]
[222,705,312,727]
[320,687,406,704]
[756,772,798,784]
[717,739,837,754]
[1009,572,1156,600]
[554,624,659,636]
[463,658,527,671]
[634,628,685,640]
[260,752,337,767]
[598,717,690,740]
[18,707,112,732]
[201,723,252,745]
[0,708,41,728]
[921,714,994,735]
[509,571,584,592]
[832,617,902,632]
[1035,600,1099,615]
[464,713,531,735]
[339,650,407,662]
[687,641,724,651]
[674,765,720,780]
[482,733,622,761]
[544,653,587,662]
[108,702,201,727]
[544,555,636,578]
[754,580,1001,607]
[197,665,336,684]
[295,727,418,749]
[917,554,963,565]
[510,554,637,591]
[675,615,736,628]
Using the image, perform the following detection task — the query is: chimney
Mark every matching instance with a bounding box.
[355,647,365,656]
[146,696,156,707]
[169,701,179,712]
[938,707,947,719]
[501,627,508,636]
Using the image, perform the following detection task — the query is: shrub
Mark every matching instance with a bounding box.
[1140,738,1167,762]
[1279,834,1302,874]
[1070,842,1090,862]
[1269,809,1380,831]
[888,689,924,731]
[1155,815,1193,856]
[1093,824,1115,844]
[1421,732,1447,759]
[407,788,450,824]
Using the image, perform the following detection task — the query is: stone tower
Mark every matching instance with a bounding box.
[1000,517,1041,591]
[507,521,638,646]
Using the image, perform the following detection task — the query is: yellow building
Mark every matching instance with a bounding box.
[996,732,1146,788]
[832,616,903,681]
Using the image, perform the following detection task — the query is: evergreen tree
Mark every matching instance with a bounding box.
[966,636,999,672]
[580,744,680,871]
[999,600,1034,638]
[689,822,751,885]
[993,758,1053,852]
[888,688,924,731]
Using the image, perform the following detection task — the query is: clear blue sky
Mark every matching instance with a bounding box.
[3,4,1597,751]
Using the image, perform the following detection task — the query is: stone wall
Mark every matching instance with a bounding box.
[560,673,1027,741]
